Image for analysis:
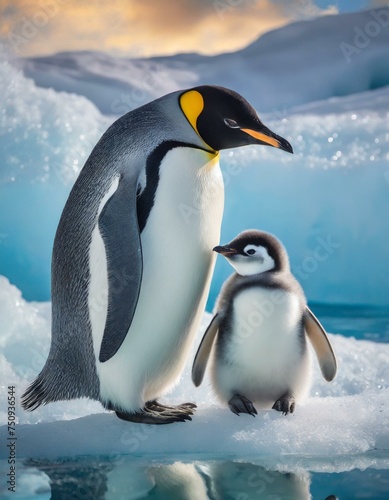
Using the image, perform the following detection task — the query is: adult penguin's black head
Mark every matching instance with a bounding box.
[179,85,293,153]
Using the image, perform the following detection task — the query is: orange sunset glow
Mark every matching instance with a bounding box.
[0,0,338,57]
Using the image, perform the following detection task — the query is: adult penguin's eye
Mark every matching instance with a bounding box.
[224,118,239,128]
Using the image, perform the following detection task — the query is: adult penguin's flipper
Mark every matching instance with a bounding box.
[304,307,337,382]
[192,314,220,387]
[98,174,143,363]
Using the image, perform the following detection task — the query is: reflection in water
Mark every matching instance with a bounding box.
[24,458,113,499]
[201,461,311,499]
[22,458,340,500]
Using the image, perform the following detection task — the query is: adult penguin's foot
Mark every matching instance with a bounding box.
[115,400,196,424]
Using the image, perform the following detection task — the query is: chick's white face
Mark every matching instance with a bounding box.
[227,245,275,276]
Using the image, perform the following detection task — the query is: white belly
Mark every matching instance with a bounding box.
[89,147,224,411]
[212,287,311,407]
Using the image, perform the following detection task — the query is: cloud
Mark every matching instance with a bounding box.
[1,0,338,58]
[272,0,338,19]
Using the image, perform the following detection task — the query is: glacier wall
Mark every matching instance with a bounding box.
[0,46,388,306]
[0,51,107,300]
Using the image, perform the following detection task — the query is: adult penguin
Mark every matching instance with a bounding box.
[22,85,293,424]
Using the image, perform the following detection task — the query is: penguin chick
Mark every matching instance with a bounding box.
[192,230,337,416]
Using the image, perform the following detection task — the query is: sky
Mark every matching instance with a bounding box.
[0,0,387,58]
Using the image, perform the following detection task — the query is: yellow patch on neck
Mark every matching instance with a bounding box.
[203,151,220,171]
[179,90,204,135]
[180,90,218,155]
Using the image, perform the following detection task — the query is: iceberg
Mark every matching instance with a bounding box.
[0,50,108,301]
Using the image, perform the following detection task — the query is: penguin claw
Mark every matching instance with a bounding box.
[115,409,189,425]
[114,400,196,424]
[272,394,295,415]
[181,402,197,409]
[229,406,240,416]
[228,395,257,417]
[157,409,193,420]
[179,403,197,410]
[145,400,196,416]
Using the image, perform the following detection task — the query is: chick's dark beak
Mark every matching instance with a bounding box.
[213,245,238,256]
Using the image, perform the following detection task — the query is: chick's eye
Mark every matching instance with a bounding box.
[224,118,239,128]
[246,249,256,255]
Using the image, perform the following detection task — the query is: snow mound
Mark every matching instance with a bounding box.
[0,47,105,185]
[0,276,388,462]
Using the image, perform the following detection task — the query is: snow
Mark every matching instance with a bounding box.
[0,276,388,464]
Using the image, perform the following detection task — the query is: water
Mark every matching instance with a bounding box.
[1,306,388,499]
[2,453,389,499]
[309,304,389,343]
